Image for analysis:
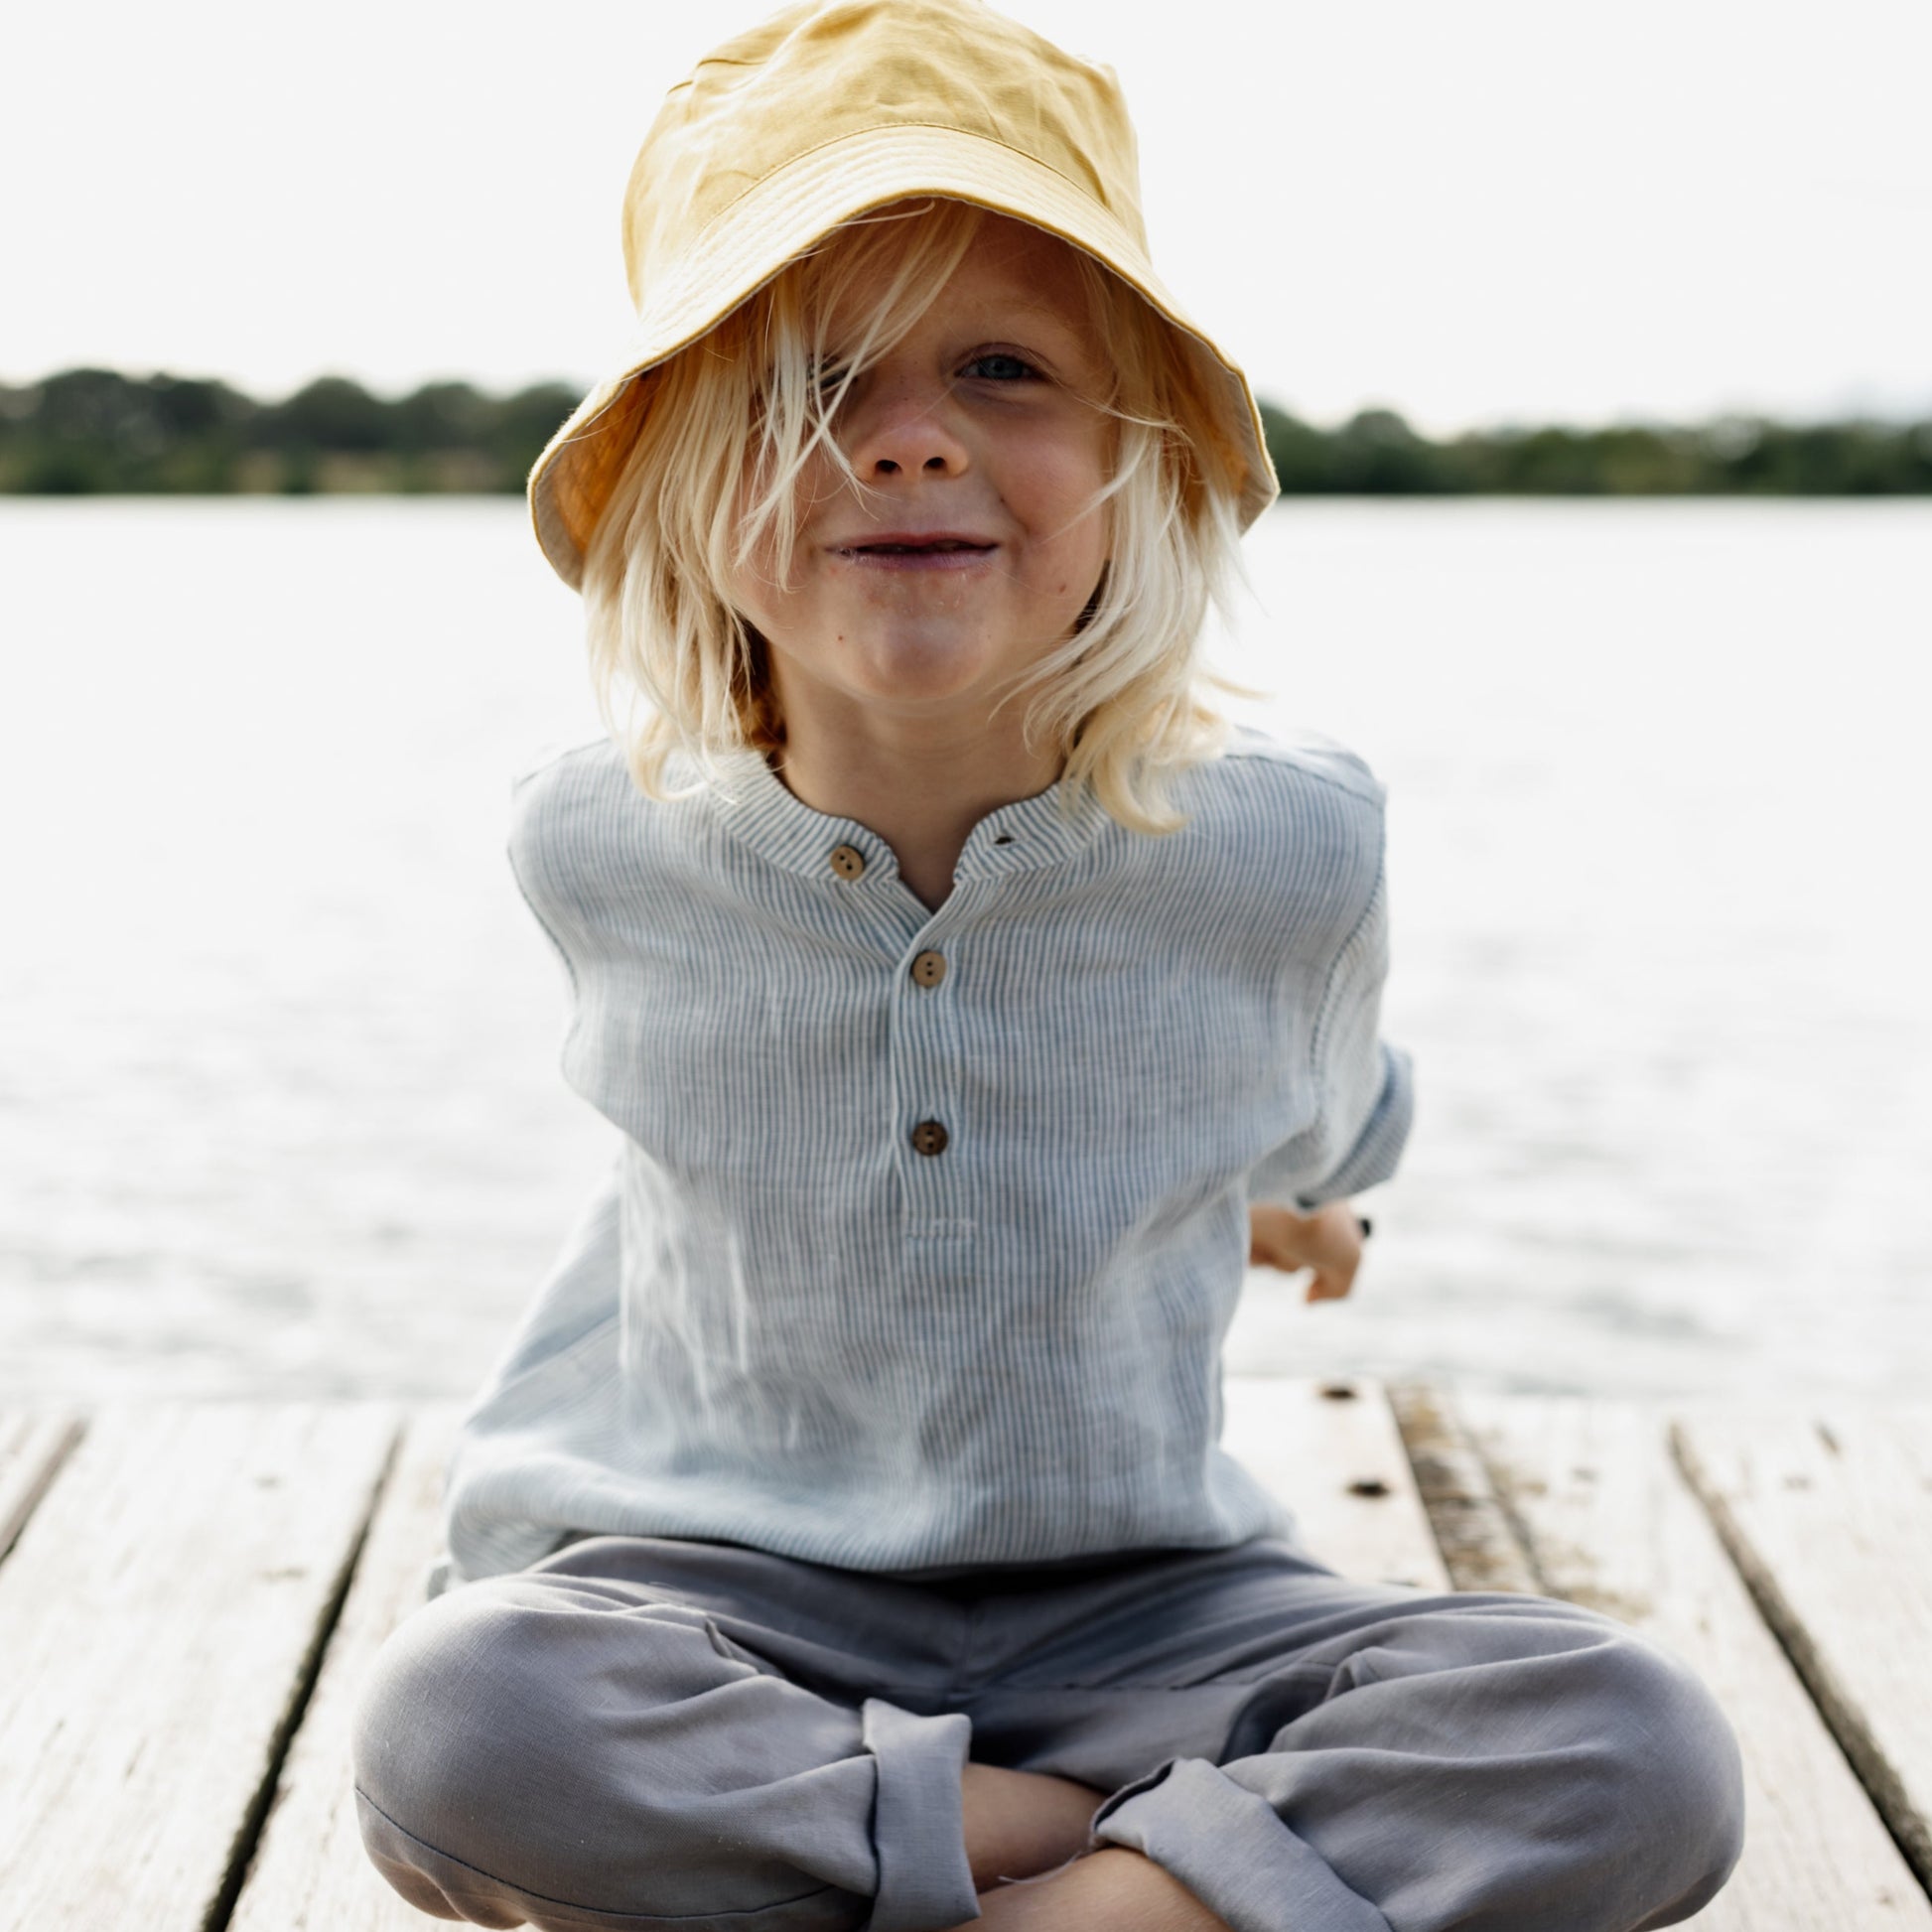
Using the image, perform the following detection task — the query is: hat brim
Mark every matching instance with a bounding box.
[529,122,1279,590]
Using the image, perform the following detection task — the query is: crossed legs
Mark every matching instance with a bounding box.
[349,1535,1744,1932]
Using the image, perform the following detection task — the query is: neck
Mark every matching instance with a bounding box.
[764,686,1064,912]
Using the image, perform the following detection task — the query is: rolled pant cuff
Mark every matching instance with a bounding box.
[861,1697,979,1931]
[1090,1757,1392,1932]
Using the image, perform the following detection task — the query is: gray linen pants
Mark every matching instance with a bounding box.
[349,1533,1745,1932]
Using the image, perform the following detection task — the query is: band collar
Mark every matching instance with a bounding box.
[699,744,1111,887]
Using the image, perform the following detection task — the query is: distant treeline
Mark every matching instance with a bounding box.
[2,366,1929,495]
[0,370,580,496]
[1258,401,1932,496]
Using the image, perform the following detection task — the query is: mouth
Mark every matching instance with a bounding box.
[831,534,998,566]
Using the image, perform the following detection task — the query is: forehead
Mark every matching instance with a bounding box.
[964,218,1094,314]
[821,207,1098,340]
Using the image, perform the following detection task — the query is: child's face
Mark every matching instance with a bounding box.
[732,211,1112,746]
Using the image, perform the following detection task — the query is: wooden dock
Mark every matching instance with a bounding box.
[0,1379,1926,1930]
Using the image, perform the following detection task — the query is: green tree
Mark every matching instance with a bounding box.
[1258,400,1335,493]
[392,381,493,454]
[262,376,391,453]
[489,382,583,486]
[1330,408,1449,493]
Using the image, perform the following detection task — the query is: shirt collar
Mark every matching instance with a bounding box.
[697,744,1112,886]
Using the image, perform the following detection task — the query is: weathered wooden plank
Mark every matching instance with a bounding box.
[0,1403,399,1932]
[1384,1379,1540,1593]
[1674,1405,1932,1895]
[0,1410,85,1565]
[1224,1375,1449,1589]
[228,1405,463,1932]
[1462,1393,1932,1932]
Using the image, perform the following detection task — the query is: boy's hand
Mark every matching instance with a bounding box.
[1247,1201,1365,1304]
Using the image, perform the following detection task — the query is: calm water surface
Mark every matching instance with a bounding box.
[3,497,1927,1402]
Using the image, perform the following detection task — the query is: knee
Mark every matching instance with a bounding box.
[1563,1619,1747,1918]
[1396,1596,1746,1919]
[348,1575,687,1914]
[349,1579,560,1872]
[347,1576,864,1925]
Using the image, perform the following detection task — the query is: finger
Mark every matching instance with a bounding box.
[1314,1224,1365,1286]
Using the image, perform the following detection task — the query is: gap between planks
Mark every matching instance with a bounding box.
[1461,1392,1932,1932]
[0,1410,85,1566]
[1673,1406,1932,1901]
[0,1405,401,1932]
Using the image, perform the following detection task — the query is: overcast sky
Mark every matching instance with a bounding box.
[5,0,1928,434]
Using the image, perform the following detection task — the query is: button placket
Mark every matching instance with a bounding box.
[894,913,970,1239]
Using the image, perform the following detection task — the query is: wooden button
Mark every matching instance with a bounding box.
[910,950,947,988]
[829,843,866,880]
[909,1119,949,1158]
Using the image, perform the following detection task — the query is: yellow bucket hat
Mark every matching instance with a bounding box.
[527,0,1280,590]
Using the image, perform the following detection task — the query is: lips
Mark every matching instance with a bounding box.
[858,539,987,554]
[830,532,996,557]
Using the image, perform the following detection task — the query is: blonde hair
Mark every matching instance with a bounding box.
[580,199,1254,835]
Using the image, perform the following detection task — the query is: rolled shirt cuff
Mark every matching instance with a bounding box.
[1297,1041,1415,1208]
[862,1698,980,1931]
[1089,1756,1392,1932]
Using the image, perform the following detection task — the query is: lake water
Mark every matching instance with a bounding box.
[3,497,1927,1404]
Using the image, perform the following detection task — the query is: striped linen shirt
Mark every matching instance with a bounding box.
[430,723,1413,1598]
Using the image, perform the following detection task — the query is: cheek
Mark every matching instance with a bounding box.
[1022,470,1112,597]
[1012,426,1111,555]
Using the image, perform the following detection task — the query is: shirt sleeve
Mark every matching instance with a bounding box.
[1246,854,1415,1210]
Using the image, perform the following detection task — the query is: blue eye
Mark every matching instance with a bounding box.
[963,352,1035,381]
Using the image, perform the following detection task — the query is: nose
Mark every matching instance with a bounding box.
[845,372,969,482]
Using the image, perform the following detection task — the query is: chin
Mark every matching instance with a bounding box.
[844,631,1013,705]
